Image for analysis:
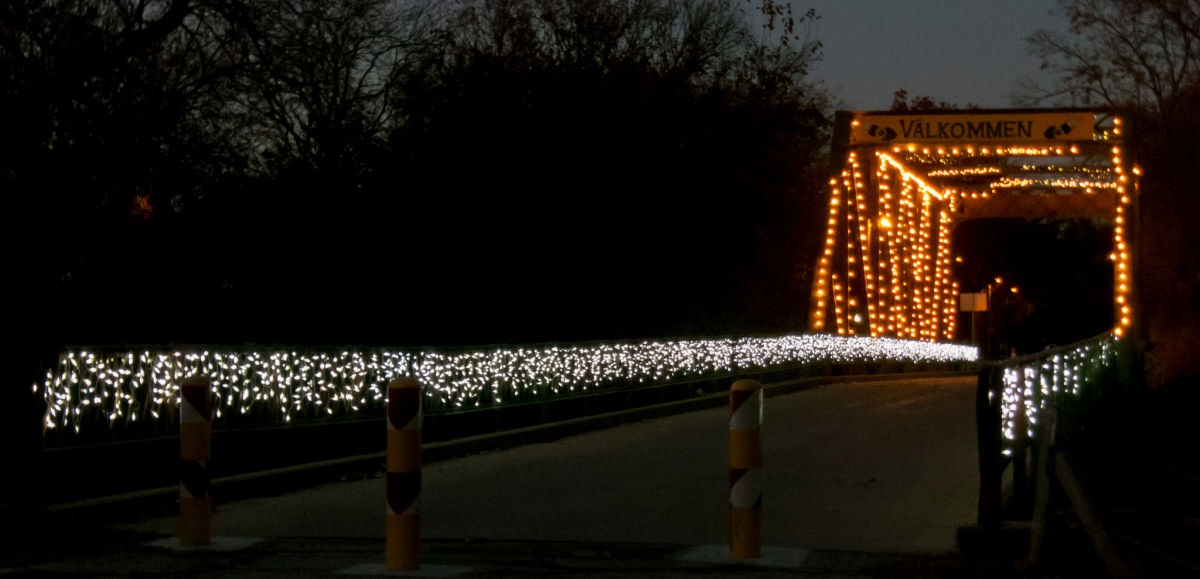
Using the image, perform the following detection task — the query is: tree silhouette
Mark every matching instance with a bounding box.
[1022,0,1200,390]
[0,0,832,347]
[889,89,979,111]
[1,0,833,507]
[376,0,831,343]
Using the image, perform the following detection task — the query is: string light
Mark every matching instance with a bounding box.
[37,335,978,438]
[999,333,1120,449]
[927,167,1001,177]
[1110,138,1134,337]
[879,153,943,200]
[812,151,955,341]
[813,112,1136,343]
[992,177,1118,190]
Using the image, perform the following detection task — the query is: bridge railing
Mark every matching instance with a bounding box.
[974,331,1130,528]
[37,334,977,446]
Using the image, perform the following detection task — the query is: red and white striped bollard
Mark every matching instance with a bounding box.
[729,379,763,558]
[179,376,213,547]
[386,377,422,570]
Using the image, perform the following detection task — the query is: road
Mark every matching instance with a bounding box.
[120,375,979,554]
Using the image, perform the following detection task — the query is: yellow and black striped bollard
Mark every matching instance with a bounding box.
[729,379,763,558]
[386,377,422,570]
[179,376,213,547]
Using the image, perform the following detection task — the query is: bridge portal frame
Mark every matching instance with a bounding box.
[809,108,1138,344]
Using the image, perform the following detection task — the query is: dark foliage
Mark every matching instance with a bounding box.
[953,218,1115,356]
[1,0,832,349]
[1022,0,1200,389]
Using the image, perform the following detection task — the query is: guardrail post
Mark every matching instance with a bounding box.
[386,378,422,570]
[1024,405,1057,568]
[179,376,213,547]
[976,364,1002,529]
[729,379,763,558]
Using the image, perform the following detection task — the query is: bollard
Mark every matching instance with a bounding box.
[179,376,213,547]
[386,378,422,570]
[729,379,763,558]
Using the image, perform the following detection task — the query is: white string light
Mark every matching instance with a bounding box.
[37,335,978,437]
[999,333,1120,451]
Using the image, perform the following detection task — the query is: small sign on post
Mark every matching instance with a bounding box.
[960,292,988,312]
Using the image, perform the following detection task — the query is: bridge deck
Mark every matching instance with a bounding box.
[120,375,979,552]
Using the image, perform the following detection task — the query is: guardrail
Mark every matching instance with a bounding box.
[974,331,1130,529]
[38,334,977,445]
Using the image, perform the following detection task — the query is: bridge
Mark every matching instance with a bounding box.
[30,111,1136,447]
[809,109,1135,345]
[9,351,1148,577]
[9,109,1190,577]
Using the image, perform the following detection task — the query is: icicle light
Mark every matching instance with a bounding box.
[998,333,1121,451]
[36,335,977,437]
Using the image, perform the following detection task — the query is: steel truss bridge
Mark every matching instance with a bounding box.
[809,109,1137,343]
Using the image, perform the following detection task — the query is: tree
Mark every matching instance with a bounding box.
[0,0,274,358]
[0,0,833,510]
[2,1,232,289]
[232,0,436,182]
[1022,0,1200,391]
[888,89,979,111]
[0,0,248,516]
[1021,0,1198,127]
[380,0,831,342]
[1,0,831,347]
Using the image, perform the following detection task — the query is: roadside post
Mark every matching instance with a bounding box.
[386,377,422,570]
[179,376,213,546]
[729,379,763,558]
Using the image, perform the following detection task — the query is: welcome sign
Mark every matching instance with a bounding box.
[849,112,1095,145]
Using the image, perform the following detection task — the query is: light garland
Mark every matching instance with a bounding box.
[37,335,978,438]
[812,151,957,341]
[879,152,943,200]
[812,112,1137,342]
[1110,142,1134,337]
[927,166,1001,177]
[991,177,1118,190]
[998,333,1120,450]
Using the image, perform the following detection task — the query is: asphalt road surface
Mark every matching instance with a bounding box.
[121,375,979,554]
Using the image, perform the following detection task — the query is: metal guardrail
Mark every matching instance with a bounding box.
[974,331,1129,528]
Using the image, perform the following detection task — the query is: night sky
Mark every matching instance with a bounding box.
[796,0,1068,110]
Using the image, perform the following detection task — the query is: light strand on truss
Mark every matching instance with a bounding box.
[811,151,955,341]
[1110,117,1135,337]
